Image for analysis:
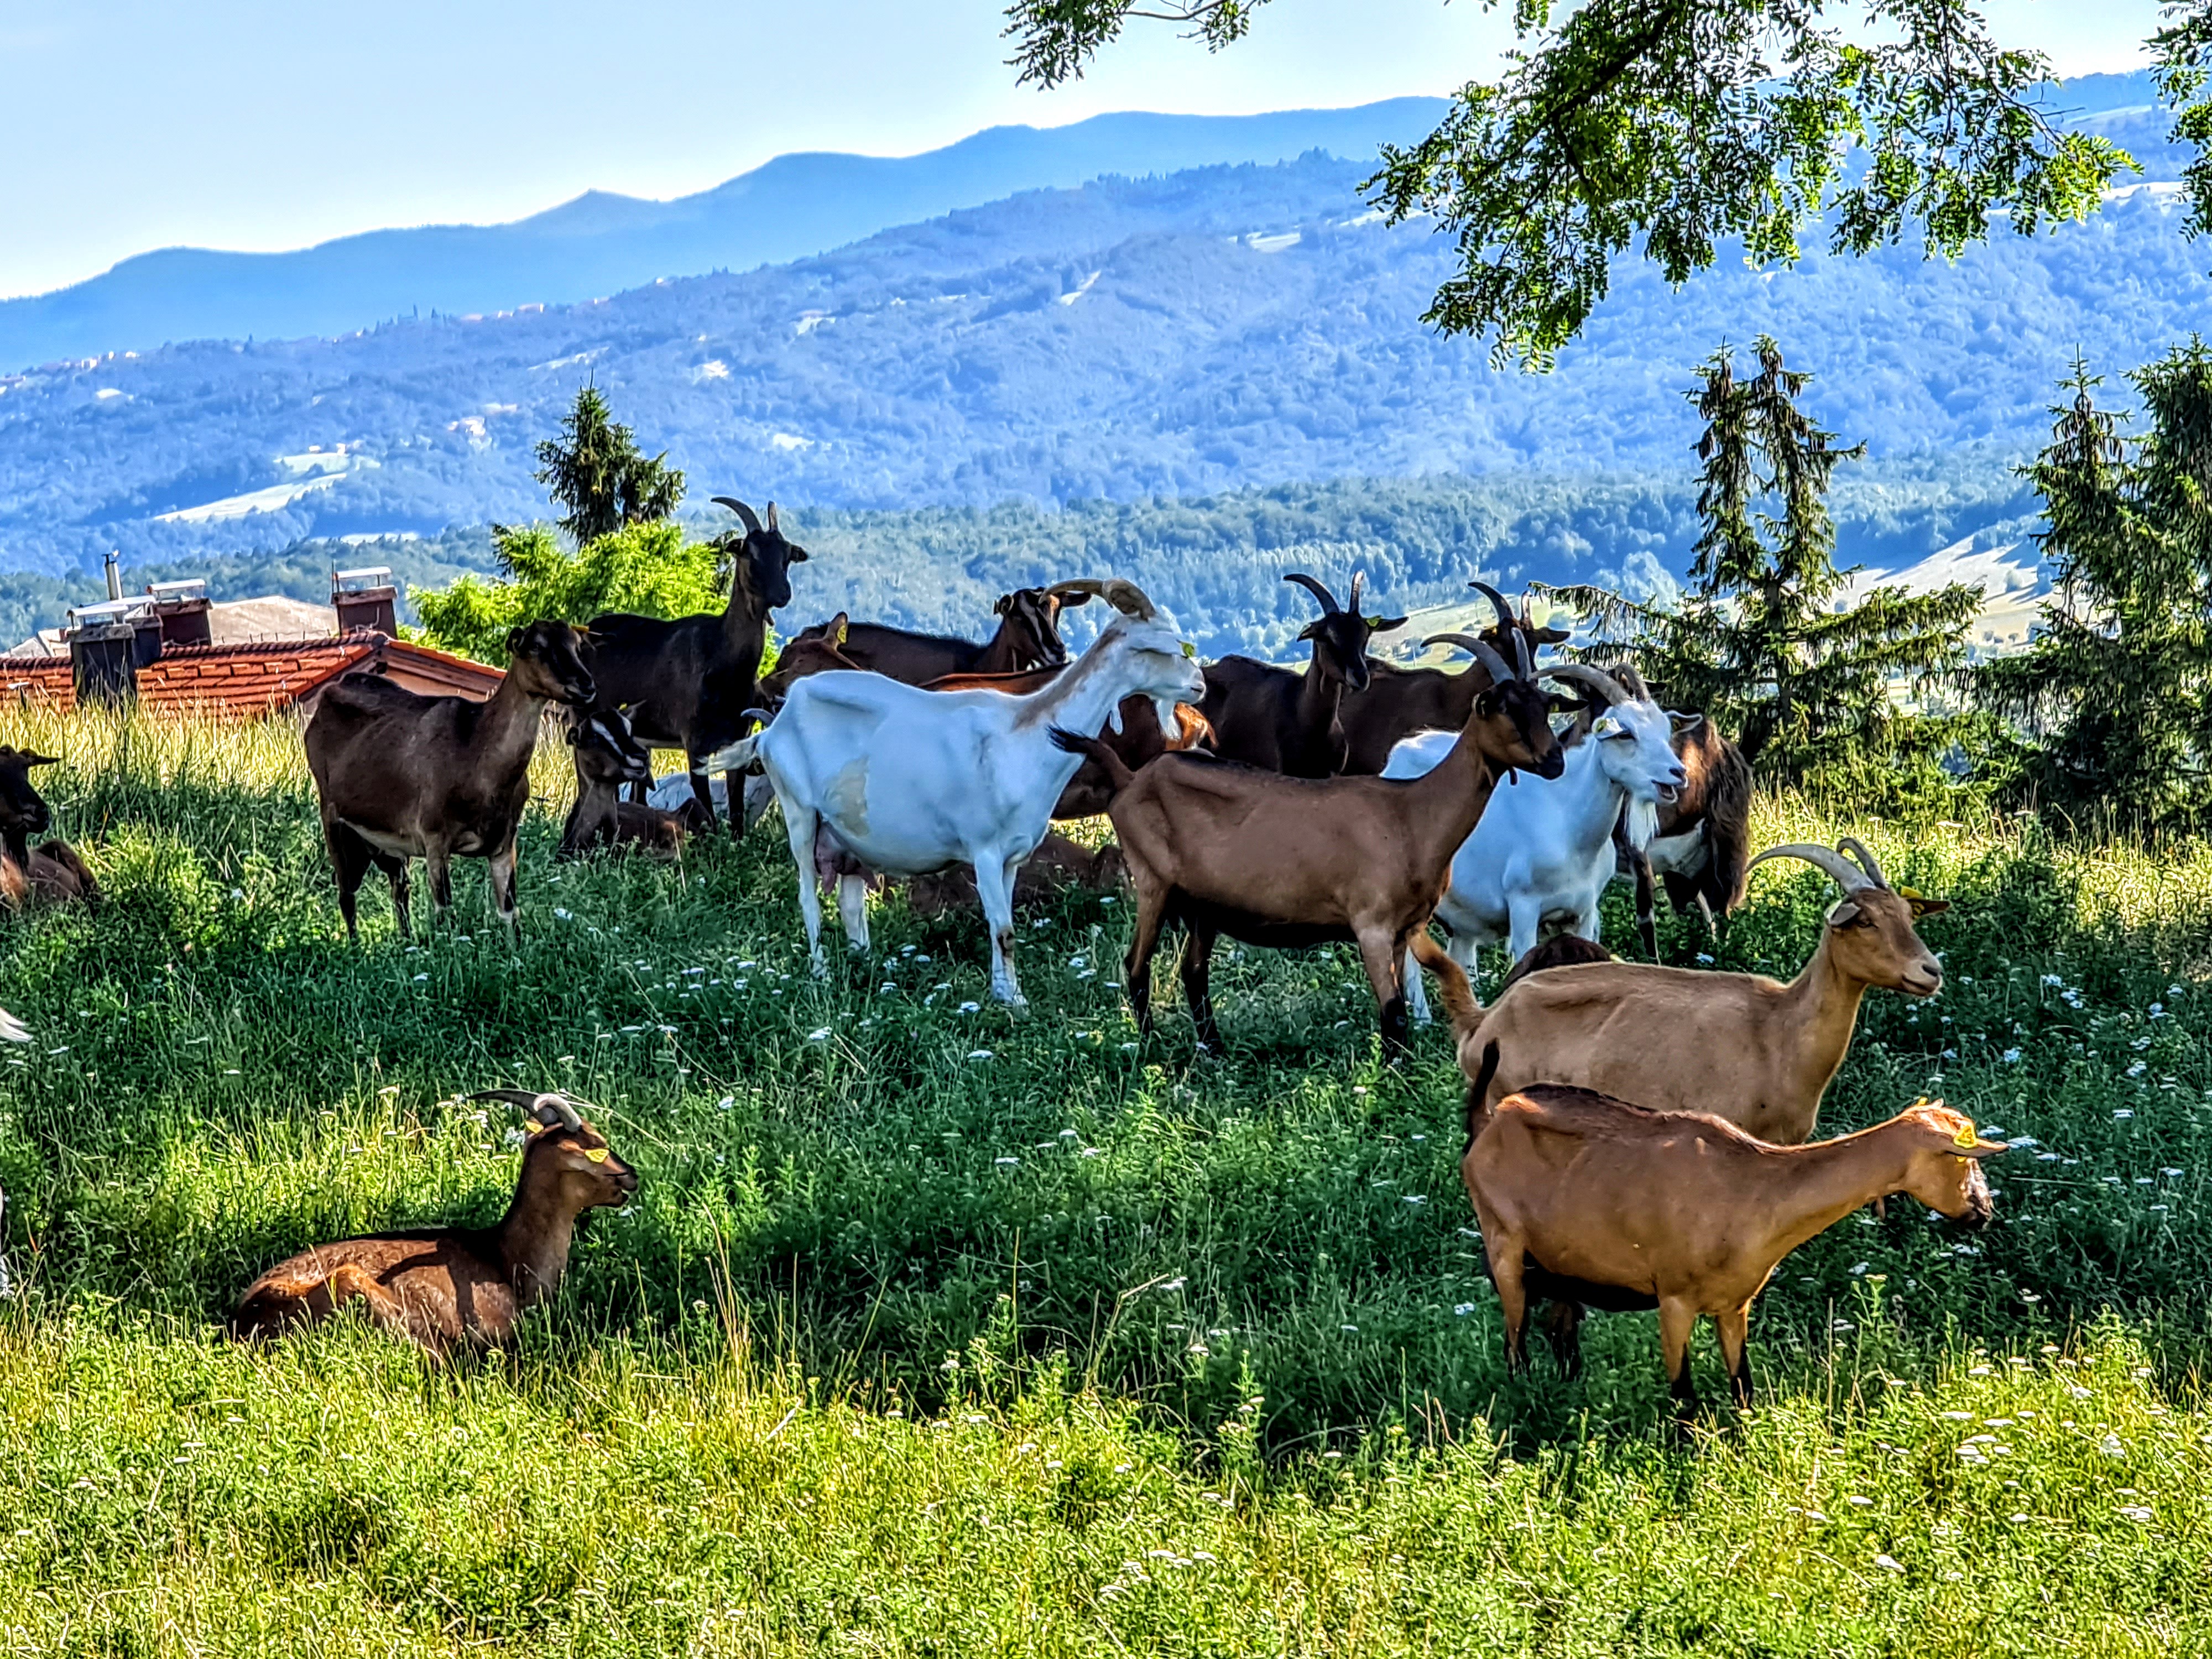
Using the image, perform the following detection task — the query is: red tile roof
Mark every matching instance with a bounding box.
[0,634,504,717]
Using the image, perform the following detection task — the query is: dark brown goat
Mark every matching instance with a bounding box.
[1620,712,1755,955]
[925,664,1214,819]
[1495,933,1614,995]
[1338,583,1568,774]
[559,706,699,857]
[1055,632,1565,1052]
[305,621,597,937]
[584,496,807,836]
[904,832,1126,917]
[0,746,100,908]
[796,584,1084,685]
[1199,572,1404,777]
[230,1091,637,1357]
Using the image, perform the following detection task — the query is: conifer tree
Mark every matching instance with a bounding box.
[534,384,685,544]
[1544,337,1979,791]
[1977,347,2212,830]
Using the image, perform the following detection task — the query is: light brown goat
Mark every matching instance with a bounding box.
[230,1091,636,1357]
[1417,838,1947,1144]
[1054,622,1566,1052]
[1458,1040,2004,1417]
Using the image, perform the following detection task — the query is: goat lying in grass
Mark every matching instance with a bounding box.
[1420,838,1947,1144]
[1458,1040,2006,1419]
[230,1091,637,1357]
[0,746,100,909]
[560,707,708,857]
[903,832,1125,919]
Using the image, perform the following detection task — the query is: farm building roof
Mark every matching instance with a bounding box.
[0,634,502,718]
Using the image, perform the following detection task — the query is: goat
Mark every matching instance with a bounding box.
[1338,584,1571,774]
[1496,934,1614,995]
[699,580,1206,1004]
[0,746,101,908]
[1199,573,1404,776]
[561,709,705,855]
[788,584,1083,686]
[1386,662,1684,1020]
[924,664,1214,820]
[305,621,597,938]
[1053,627,1568,1053]
[1458,1038,2004,1416]
[1618,711,1756,956]
[1413,837,1947,1145]
[583,495,807,836]
[759,613,862,708]
[231,1091,637,1357]
[904,832,1125,918]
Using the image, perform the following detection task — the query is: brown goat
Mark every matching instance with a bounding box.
[558,706,654,857]
[1054,630,1565,1052]
[305,621,597,937]
[1459,1039,2004,1416]
[0,747,100,909]
[800,584,1083,685]
[1619,710,1755,955]
[903,832,1125,918]
[230,1091,638,1357]
[1199,572,1403,777]
[926,664,1213,820]
[1338,583,1569,774]
[1414,838,1948,1144]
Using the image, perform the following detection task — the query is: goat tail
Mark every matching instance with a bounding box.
[1408,932,1483,1032]
[1048,727,1135,797]
[1463,1039,1502,1162]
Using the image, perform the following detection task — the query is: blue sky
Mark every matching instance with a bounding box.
[0,0,2166,301]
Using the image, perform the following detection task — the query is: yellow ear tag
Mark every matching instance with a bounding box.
[1181,640,1197,659]
[585,1147,610,1164]
[834,621,848,645]
[1953,1121,1979,1150]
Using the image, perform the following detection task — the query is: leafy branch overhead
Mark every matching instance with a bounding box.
[1005,1,2189,368]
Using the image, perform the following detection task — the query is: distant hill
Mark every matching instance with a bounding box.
[0,72,2194,596]
[0,100,1446,370]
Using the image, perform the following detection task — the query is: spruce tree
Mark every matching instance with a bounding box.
[533,384,685,544]
[1978,346,2212,830]
[1545,336,1980,792]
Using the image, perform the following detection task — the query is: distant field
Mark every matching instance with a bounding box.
[1,707,2207,1655]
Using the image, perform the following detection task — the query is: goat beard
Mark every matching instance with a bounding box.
[1623,796,1661,853]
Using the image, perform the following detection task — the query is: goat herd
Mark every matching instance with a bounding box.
[14,498,2011,1424]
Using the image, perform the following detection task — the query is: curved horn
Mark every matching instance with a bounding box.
[764,502,779,532]
[1836,834,1891,890]
[1283,572,1341,614]
[1537,663,1630,706]
[1425,633,1517,684]
[712,496,764,535]
[1347,570,1365,615]
[1745,843,1877,895]
[1468,581,1516,634]
[1049,578,1155,620]
[467,1088,587,1132]
[1611,662,1652,701]
[1424,632,1493,658]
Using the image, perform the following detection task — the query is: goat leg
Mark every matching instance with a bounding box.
[778,797,831,976]
[836,873,872,952]
[489,842,520,937]
[1634,849,1659,959]
[424,848,455,919]
[973,852,1027,1006]
[1660,1298,1700,1425]
[1180,924,1222,1052]
[1542,1300,1584,1378]
[1402,944,1433,1026]
[1357,927,1411,1056]
[1121,885,1170,1036]
[1716,1304,1753,1408]
[326,822,373,941]
[1489,1243,1529,1374]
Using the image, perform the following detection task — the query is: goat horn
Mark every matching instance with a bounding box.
[1050,578,1156,620]
[1836,834,1892,890]
[1283,572,1341,614]
[1348,570,1365,614]
[765,502,779,531]
[712,496,764,535]
[1745,843,1878,894]
[467,1088,588,1133]
[1612,662,1653,701]
[1469,581,1516,635]
[1538,664,1630,706]
[1425,633,1518,683]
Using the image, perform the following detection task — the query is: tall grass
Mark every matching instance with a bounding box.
[1,707,2207,1652]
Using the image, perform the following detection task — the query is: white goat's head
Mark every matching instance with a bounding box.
[1060,578,1207,733]
[1548,664,1686,849]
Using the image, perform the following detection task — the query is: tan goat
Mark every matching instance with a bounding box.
[1416,838,1947,1143]
[229,1091,637,1357]
[1459,1040,2005,1417]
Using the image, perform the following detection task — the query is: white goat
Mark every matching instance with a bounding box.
[1385,664,1684,1022]
[701,580,1204,1004]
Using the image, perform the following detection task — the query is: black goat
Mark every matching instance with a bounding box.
[1199,573,1404,776]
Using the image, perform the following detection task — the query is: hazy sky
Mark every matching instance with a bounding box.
[0,0,2168,300]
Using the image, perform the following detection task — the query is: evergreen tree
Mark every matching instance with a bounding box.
[534,384,685,544]
[1543,337,1980,792]
[1977,347,2212,831]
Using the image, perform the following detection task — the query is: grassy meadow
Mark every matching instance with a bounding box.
[1,704,2209,1655]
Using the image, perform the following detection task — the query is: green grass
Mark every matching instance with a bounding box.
[1,705,2209,1654]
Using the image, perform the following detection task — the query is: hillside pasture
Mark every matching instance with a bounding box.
[0,705,2208,1653]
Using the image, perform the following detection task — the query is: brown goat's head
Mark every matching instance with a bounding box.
[567,707,652,787]
[714,496,808,615]
[506,621,599,707]
[1286,572,1403,695]
[473,1089,640,1212]
[1747,838,1948,997]
[761,614,858,706]
[0,747,58,840]
[1892,1098,2005,1227]
[995,587,1073,669]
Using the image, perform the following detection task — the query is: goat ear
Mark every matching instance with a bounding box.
[1297,620,1322,643]
[1370,614,1407,633]
[1825,898,1865,928]
[1906,894,1949,917]
[19,752,59,767]
[831,614,849,645]
[994,593,1013,617]
[505,627,525,656]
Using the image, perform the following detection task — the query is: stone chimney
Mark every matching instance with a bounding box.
[333,566,398,637]
[65,601,142,707]
[145,578,213,648]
